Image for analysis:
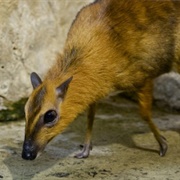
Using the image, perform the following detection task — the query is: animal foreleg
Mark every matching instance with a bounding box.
[75,103,96,158]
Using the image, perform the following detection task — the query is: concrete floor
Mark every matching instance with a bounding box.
[0,96,180,180]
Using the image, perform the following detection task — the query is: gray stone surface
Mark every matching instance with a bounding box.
[154,72,180,110]
[0,96,179,179]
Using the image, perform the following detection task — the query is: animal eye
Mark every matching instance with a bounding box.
[44,110,57,124]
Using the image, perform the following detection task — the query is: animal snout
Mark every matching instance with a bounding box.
[22,140,37,160]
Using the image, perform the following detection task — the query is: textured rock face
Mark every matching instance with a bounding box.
[154,72,180,111]
[0,0,93,109]
[0,0,180,111]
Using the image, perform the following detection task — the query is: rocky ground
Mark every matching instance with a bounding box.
[0,95,180,180]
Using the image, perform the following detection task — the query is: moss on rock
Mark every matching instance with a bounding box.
[0,98,27,122]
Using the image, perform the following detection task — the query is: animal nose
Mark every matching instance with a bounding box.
[22,151,36,160]
[22,140,37,160]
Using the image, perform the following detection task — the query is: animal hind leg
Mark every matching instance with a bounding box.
[137,80,168,156]
[74,103,96,158]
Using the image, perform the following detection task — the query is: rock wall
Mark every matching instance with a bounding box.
[0,0,180,111]
[0,0,93,110]
[154,72,180,111]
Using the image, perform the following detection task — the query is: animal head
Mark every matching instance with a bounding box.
[22,72,73,160]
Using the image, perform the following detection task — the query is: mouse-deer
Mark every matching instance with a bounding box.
[22,0,180,160]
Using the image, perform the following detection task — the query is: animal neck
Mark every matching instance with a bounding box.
[45,41,116,126]
[56,65,109,123]
[46,62,112,127]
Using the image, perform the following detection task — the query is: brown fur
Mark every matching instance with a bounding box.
[22,0,180,160]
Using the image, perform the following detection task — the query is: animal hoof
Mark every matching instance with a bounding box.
[74,152,89,159]
[159,136,168,157]
[74,144,92,159]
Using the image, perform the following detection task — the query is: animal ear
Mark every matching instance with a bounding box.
[30,72,42,89]
[56,76,73,99]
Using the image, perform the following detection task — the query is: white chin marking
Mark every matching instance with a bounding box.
[36,151,42,158]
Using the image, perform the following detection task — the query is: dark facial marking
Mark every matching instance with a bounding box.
[28,86,46,114]
[26,86,46,135]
